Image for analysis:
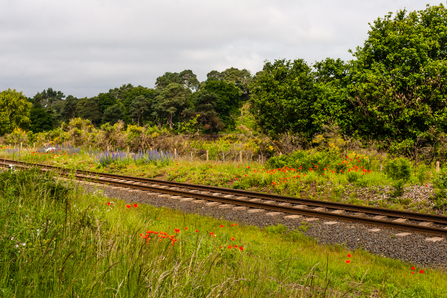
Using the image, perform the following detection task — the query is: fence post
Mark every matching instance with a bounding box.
[127,146,130,157]
[206,150,209,161]
[174,148,177,159]
[436,161,440,173]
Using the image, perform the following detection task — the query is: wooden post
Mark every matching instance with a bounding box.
[206,150,209,161]
[174,148,177,159]
[436,161,440,173]
[127,146,130,157]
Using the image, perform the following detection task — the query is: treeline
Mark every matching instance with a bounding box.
[2,4,447,160]
[25,67,250,134]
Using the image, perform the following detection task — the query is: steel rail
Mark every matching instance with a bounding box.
[2,158,447,226]
[71,170,447,237]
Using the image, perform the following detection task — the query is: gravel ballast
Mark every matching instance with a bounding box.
[80,182,447,269]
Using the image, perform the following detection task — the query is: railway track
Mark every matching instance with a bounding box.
[2,158,447,237]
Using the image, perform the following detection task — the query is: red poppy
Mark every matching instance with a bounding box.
[345,260,351,263]
[220,225,224,228]
[195,230,199,232]
[227,245,232,249]
[411,272,414,274]
[174,229,180,233]
[239,247,243,251]
[126,205,131,208]
[420,270,424,274]
[347,254,351,258]
[133,204,138,208]
[231,237,235,241]
[184,227,188,230]
[411,266,415,270]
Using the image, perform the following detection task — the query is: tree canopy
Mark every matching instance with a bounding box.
[346,4,447,152]
[0,89,32,135]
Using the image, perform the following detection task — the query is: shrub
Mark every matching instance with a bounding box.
[384,158,412,182]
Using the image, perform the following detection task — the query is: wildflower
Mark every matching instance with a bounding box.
[220,225,224,228]
[411,272,414,274]
[231,237,235,241]
[195,230,199,233]
[239,247,243,251]
[126,205,131,208]
[133,203,138,208]
[228,245,232,249]
[184,227,188,230]
[345,260,351,264]
[174,229,180,233]
[420,270,424,274]
[347,254,351,258]
[411,266,415,270]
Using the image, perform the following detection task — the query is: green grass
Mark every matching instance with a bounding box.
[1,168,447,297]
[1,145,446,215]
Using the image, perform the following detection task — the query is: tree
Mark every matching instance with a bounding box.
[155,70,200,91]
[203,80,241,130]
[249,59,320,139]
[313,58,352,132]
[185,90,222,134]
[102,103,124,125]
[0,89,32,135]
[97,92,117,114]
[347,4,447,152]
[153,83,191,129]
[30,103,54,133]
[33,87,65,108]
[77,97,101,125]
[129,95,150,126]
[61,95,79,122]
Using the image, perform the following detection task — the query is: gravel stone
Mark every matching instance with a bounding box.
[78,182,447,269]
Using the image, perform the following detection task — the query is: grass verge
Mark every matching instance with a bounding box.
[0,168,446,297]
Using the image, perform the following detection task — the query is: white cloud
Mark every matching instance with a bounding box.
[0,0,442,97]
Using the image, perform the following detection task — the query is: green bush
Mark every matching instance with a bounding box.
[391,179,405,198]
[384,158,412,182]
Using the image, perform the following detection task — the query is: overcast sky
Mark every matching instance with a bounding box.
[0,0,442,98]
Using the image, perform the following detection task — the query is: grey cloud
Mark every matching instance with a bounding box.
[0,0,442,97]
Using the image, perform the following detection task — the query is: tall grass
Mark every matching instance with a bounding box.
[2,169,447,297]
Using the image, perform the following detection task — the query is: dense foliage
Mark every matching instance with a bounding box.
[2,4,447,159]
